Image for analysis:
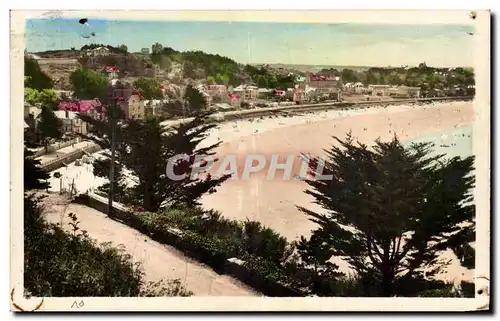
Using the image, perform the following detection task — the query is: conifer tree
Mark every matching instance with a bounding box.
[37,105,63,145]
[24,147,50,191]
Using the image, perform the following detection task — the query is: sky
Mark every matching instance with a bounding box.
[25,18,475,67]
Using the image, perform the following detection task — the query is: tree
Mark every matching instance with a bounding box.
[133,77,163,100]
[151,42,163,55]
[118,44,128,53]
[298,134,475,296]
[70,68,109,101]
[24,148,50,191]
[24,88,60,108]
[24,56,53,90]
[24,88,39,105]
[37,106,63,144]
[79,107,228,212]
[38,89,60,109]
[120,113,228,211]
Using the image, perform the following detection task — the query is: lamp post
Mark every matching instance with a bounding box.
[107,99,121,217]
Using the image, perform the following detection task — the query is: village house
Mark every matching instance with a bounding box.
[91,47,110,56]
[292,87,305,103]
[102,66,119,80]
[54,110,89,135]
[143,99,165,116]
[306,74,343,101]
[55,90,74,100]
[257,88,273,99]
[24,104,42,138]
[58,99,105,120]
[205,84,228,103]
[111,88,145,120]
[344,82,366,94]
[368,84,391,97]
[397,86,421,98]
[233,85,259,101]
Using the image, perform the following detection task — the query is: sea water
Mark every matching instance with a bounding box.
[404,125,474,160]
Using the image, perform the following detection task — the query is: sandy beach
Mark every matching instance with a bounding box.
[201,101,474,240]
[46,100,476,285]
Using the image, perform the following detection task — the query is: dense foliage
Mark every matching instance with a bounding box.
[24,88,60,108]
[133,77,163,100]
[298,133,475,296]
[24,57,53,90]
[150,43,241,85]
[243,64,296,89]
[24,148,50,190]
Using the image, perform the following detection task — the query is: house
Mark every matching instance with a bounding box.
[143,99,164,116]
[24,105,42,135]
[353,82,365,94]
[54,110,89,135]
[397,86,421,98]
[92,47,110,56]
[307,74,343,101]
[205,84,228,103]
[307,74,341,89]
[257,88,273,99]
[295,76,307,83]
[233,85,258,101]
[141,48,150,54]
[292,87,305,103]
[55,90,74,99]
[113,93,145,120]
[102,66,119,80]
[368,85,391,97]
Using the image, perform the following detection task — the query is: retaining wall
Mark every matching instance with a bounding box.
[41,144,102,172]
[28,138,80,159]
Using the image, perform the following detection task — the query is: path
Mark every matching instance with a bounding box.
[41,194,259,297]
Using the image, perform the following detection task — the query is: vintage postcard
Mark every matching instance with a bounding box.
[11,10,490,312]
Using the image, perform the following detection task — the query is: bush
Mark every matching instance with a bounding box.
[137,206,288,263]
[24,195,192,297]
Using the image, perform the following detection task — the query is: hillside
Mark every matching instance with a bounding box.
[251,63,373,73]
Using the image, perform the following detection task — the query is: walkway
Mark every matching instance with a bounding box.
[41,194,259,297]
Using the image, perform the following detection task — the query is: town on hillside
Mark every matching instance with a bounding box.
[24,43,475,142]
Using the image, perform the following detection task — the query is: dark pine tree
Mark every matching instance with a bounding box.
[37,106,63,144]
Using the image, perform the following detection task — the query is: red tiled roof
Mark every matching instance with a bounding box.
[309,74,338,81]
[58,99,103,113]
[103,66,119,73]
